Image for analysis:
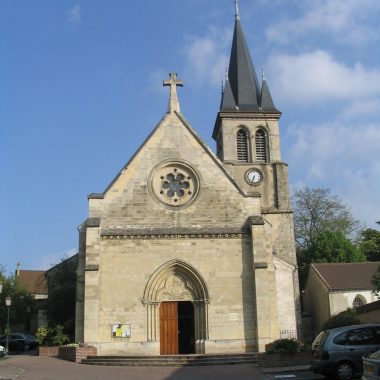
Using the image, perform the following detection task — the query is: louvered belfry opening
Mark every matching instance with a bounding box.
[255,129,267,162]
[237,129,249,162]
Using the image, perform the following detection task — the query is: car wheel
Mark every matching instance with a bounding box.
[23,344,30,351]
[336,361,354,380]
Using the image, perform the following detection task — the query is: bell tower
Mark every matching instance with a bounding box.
[213,1,290,213]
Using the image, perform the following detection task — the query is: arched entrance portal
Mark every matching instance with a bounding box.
[143,259,209,355]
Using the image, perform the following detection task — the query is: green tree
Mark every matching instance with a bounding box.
[293,187,361,289]
[372,264,380,296]
[46,255,77,341]
[311,231,366,263]
[0,272,35,334]
[293,187,359,250]
[298,231,366,289]
[359,222,380,261]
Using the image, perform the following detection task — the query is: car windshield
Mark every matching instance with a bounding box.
[312,331,329,350]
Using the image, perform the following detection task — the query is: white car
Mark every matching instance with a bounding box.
[0,345,5,357]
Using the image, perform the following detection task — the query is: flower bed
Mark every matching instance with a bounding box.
[58,346,97,363]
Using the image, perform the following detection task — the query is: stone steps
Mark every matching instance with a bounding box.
[82,353,259,367]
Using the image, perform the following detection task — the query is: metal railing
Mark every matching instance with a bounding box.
[279,328,314,343]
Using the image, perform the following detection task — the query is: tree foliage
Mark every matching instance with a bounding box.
[46,255,77,341]
[293,187,359,250]
[372,264,380,296]
[293,187,362,290]
[309,231,365,263]
[0,270,35,334]
[359,222,380,262]
[298,231,366,289]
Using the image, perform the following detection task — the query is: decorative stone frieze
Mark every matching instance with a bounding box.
[101,233,249,240]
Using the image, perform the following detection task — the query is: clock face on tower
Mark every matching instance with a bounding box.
[245,168,263,185]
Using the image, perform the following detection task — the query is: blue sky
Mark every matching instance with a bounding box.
[1,0,380,273]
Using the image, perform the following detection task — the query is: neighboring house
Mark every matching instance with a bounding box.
[16,269,47,300]
[15,267,48,331]
[303,262,380,333]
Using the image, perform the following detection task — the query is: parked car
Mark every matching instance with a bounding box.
[311,324,380,380]
[0,333,38,352]
[363,349,380,380]
[0,345,5,357]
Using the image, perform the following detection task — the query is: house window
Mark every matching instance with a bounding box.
[352,295,366,308]
[236,129,249,162]
[255,129,268,162]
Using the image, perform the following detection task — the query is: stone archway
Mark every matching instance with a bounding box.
[142,259,209,354]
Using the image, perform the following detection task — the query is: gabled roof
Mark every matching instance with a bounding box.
[312,262,380,291]
[89,110,261,200]
[16,270,47,295]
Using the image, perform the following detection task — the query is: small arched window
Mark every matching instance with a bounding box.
[236,129,249,162]
[255,129,268,162]
[352,295,366,308]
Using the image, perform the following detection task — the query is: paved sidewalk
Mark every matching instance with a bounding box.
[0,354,266,380]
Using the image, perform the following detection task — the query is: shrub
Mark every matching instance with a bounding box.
[322,308,361,330]
[36,325,70,346]
[36,326,48,345]
[266,338,305,355]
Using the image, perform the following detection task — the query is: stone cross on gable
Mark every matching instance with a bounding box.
[163,73,184,113]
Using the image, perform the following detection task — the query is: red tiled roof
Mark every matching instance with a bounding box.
[16,270,47,295]
[312,262,380,290]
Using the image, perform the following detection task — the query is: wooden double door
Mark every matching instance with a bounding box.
[160,301,195,355]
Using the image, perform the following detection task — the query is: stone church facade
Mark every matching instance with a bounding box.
[75,3,300,355]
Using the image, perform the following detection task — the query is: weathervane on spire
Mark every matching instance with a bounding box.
[163,73,183,113]
[234,0,240,19]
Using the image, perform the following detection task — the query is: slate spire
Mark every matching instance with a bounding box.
[220,1,279,113]
[260,66,279,112]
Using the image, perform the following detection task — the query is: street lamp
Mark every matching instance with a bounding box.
[5,296,11,356]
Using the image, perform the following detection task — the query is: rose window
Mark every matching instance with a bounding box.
[150,162,199,208]
[160,171,191,199]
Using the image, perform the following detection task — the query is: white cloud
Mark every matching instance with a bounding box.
[341,98,380,119]
[267,50,380,105]
[266,0,380,46]
[68,5,82,26]
[32,248,77,270]
[183,26,230,88]
[286,120,380,227]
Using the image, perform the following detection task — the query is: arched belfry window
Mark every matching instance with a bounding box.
[236,129,249,162]
[255,129,268,162]
[352,295,366,308]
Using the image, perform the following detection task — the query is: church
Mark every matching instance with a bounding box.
[75,2,300,355]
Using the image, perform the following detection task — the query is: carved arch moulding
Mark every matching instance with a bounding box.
[141,259,209,353]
